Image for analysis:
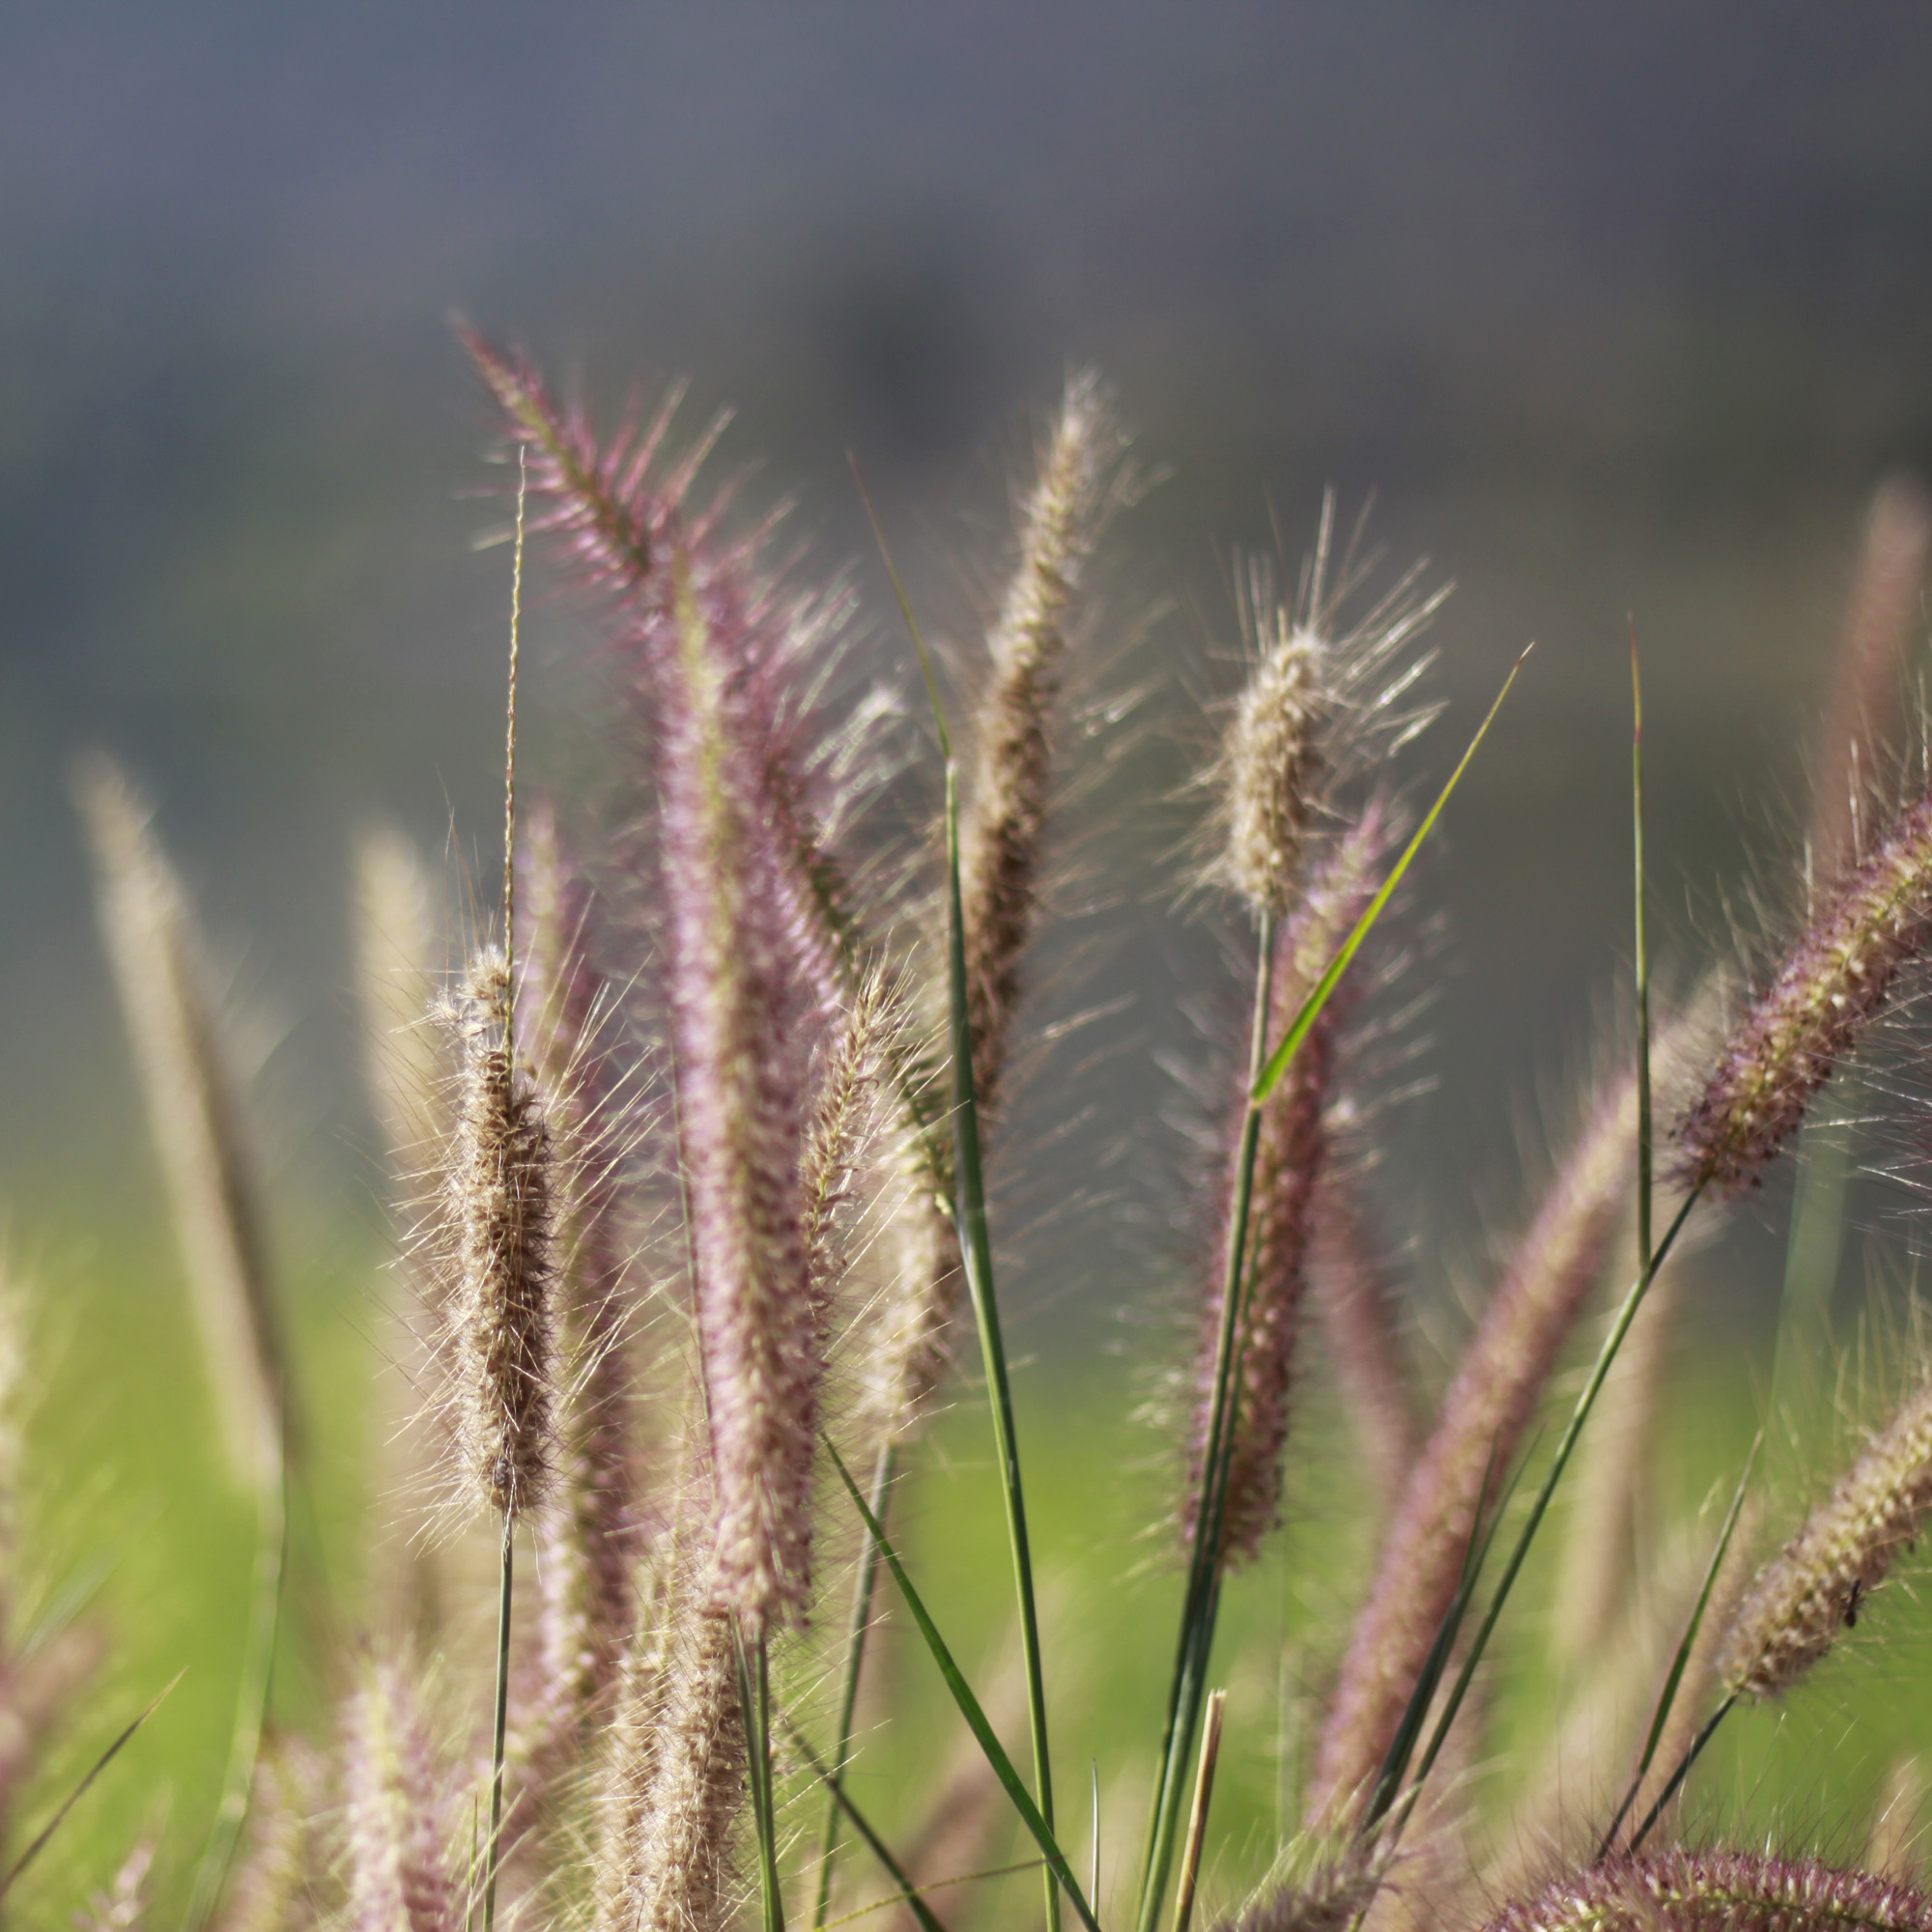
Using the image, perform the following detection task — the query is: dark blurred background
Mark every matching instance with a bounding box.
[8,0,1932,1323]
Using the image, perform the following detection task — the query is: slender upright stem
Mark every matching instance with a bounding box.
[483,1513,514,1932]
[1139,915,1275,1932]
[1172,1689,1227,1932]
[944,758,1058,1932]
[813,1439,897,1930]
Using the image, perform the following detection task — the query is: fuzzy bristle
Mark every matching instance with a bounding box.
[1481,1848,1932,1930]
[959,368,1123,1104]
[437,948,557,1522]
[1674,789,1932,1196]
[1218,610,1323,919]
[593,1585,746,1932]
[341,1659,457,1932]
[1185,806,1388,1567]
[1718,1375,1932,1700]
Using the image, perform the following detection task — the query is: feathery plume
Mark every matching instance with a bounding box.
[593,1572,746,1932]
[1184,807,1389,1566]
[1307,1171,1419,1515]
[1210,1852,1381,1932]
[1215,604,1323,919]
[1811,475,1931,884]
[341,1658,458,1932]
[959,368,1125,1103]
[1674,787,1932,1196]
[1716,1374,1932,1700]
[1311,1039,1665,1825]
[213,1747,319,1932]
[1481,1849,1932,1931]
[660,553,822,1634]
[435,948,557,1522]
[75,754,288,1492]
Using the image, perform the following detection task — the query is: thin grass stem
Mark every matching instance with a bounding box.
[1628,1692,1739,1854]
[1172,1689,1226,1932]
[941,754,1059,1932]
[1598,1435,1761,1859]
[789,1722,948,1932]
[482,1512,513,1932]
[1379,1185,1704,1848]
[824,1441,1101,1932]
[737,1627,786,1932]
[813,1439,898,1932]
[1139,917,1275,1932]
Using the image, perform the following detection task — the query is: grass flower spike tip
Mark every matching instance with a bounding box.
[959,368,1126,1099]
[1718,1374,1932,1701]
[1675,785,1932,1196]
[436,947,558,1523]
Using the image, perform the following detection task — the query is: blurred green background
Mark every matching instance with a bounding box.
[9,2,1932,1919]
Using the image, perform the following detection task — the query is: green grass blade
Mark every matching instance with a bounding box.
[1629,1691,1739,1853]
[813,1440,898,1932]
[857,474,1057,1930]
[788,1723,950,1932]
[826,1442,1101,1932]
[1138,919,1276,1932]
[735,1626,787,1932]
[941,761,1059,1931]
[0,1668,186,1905]
[1598,1433,1761,1858]
[1254,645,1530,1106]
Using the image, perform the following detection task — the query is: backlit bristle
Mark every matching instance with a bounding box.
[436,948,557,1522]
[959,369,1124,1104]
[1675,789,1932,1196]
[341,1658,458,1932]
[1217,611,1323,919]
[1718,1375,1932,1701]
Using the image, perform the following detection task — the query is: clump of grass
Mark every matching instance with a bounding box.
[25,339,1932,1932]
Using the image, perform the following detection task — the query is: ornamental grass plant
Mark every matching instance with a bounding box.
[10,342,1932,1930]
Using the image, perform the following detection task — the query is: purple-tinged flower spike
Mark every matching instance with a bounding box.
[341,1658,459,1932]
[212,1747,321,1932]
[1717,1374,1932,1702]
[1183,806,1390,1568]
[661,553,822,1636]
[1674,789,1932,1197]
[464,330,871,1032]
[959,368,1129,1105]
[1481,1849,1932,1931]
[435,949,557,1523]
[518,807,640,1737]
[1307,1170,1420,1516]
[591,1479,749,1932]
[1311,1028,1681,1828]
[1811,475,1931,886]
[1207,1851,1382,1932]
